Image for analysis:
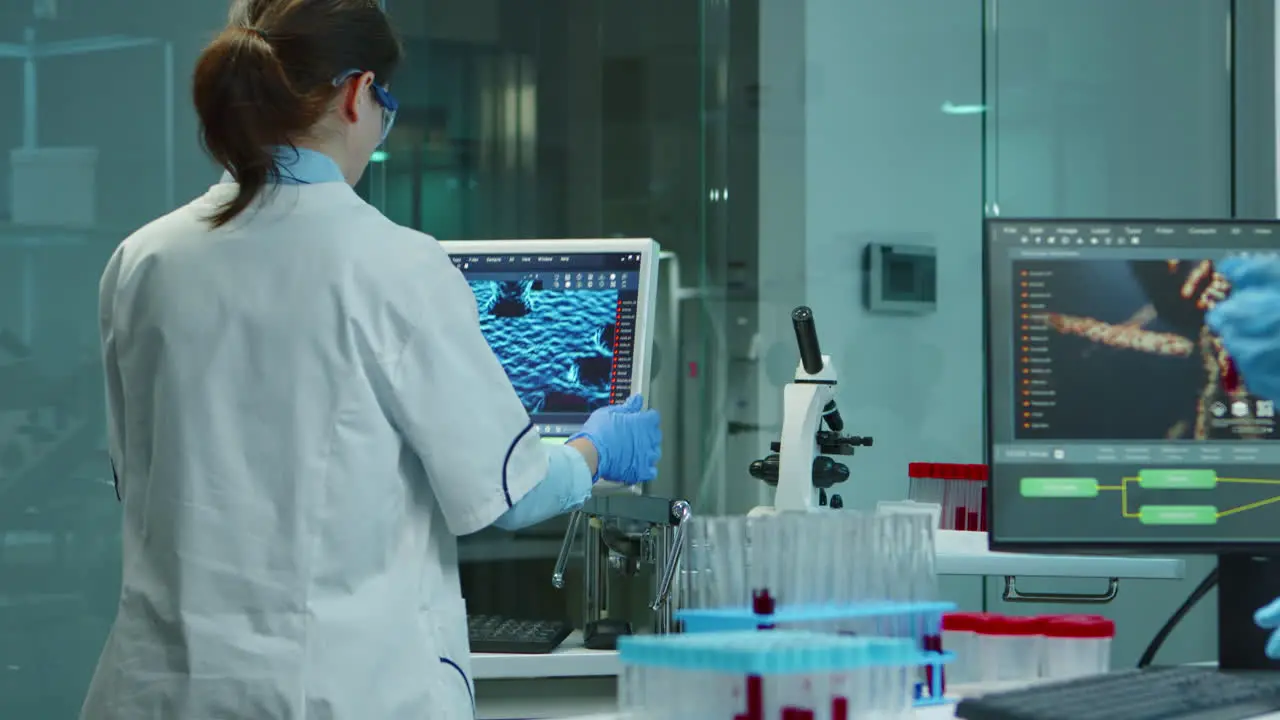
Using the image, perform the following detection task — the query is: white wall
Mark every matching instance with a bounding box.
[758,0,1245,666]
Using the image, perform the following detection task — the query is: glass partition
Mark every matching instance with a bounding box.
[0,0,729,714]
[359,0,731,625]
[0,4,231,716]
[745,0,1264,668]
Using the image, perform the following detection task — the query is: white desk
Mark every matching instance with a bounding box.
[473,632,619,681]
[472,539,1185,719]
[932,530,1184,579]
[550,689,1280,719]
[474,633,618,719]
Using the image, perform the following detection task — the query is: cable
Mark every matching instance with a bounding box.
[1137,566,1219,669]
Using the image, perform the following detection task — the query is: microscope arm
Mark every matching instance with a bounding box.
[774,381,835,511]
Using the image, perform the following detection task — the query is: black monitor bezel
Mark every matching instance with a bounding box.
[983,216,1280,554]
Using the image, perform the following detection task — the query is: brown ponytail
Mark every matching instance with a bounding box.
[192,0,403,228]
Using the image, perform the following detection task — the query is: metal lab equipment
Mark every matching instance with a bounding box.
[552,495,691,640]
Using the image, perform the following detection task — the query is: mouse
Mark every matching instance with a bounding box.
[583,618,633,650]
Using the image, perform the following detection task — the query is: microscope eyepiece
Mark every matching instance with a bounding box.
[791,306,824,375]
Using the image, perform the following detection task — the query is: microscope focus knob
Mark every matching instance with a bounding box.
[749,454,781,486]
[830,494,844,509]
[811,457,849,489]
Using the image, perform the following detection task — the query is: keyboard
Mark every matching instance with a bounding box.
[956,666,1280,720]
[467,615,573,654]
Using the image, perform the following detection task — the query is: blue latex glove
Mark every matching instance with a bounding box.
[570,394,662,485]
[1217,256,1280,291]
[1254,598,1280,658]
[1206,282,1280,402]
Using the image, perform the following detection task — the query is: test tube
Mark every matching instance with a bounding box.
[835,512,863,608]
[705,518,732,608]
[682,518,708,609]
[725,516,749,608]
[778,513,806,606]
[830,671,851,720]
[748,515,781,604]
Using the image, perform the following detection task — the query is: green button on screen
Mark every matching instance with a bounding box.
[1138,506,1218,525]
[1020,477,1099,498]
[1138,469,1217,490]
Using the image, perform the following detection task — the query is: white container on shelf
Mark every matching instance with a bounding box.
[1041,615,1114,680]
[10,146,98,227]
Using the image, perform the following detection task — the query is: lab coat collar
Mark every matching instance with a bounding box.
[218,147,346,186]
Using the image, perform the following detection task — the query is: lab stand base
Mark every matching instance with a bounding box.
[1219,554,1280,671]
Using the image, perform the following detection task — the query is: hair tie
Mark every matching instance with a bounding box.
[245,26,268,41]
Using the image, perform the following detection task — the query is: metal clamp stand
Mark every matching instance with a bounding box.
[552,495,692,642]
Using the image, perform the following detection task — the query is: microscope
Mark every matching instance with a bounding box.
[749,306,872,513]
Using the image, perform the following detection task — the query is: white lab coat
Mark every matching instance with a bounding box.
[82,180,549,719]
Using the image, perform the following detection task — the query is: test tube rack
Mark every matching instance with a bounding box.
[675,590,955,707]
[618,630,929,720]
[907,462,989,532]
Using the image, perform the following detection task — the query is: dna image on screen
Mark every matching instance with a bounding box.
[470,278,620,415]
[1015,258,1274,442]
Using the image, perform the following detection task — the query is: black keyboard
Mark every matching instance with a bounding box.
[467,615,573,654]
[956,666,1280,720]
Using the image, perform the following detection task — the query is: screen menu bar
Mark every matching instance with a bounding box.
[459,270,639,291]
[989,221,1280,250]
[451,253,643,272]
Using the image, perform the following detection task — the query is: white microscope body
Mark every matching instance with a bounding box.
[749,307,871,516]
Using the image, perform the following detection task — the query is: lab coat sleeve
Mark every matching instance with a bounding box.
[388,267,551,536]
[493,443,594,531]
[100,247,126,502]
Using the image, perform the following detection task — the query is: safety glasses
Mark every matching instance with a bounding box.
[333,69,399,146]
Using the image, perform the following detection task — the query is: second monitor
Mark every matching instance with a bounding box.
[443,238,660,440]
[985,219,1280,552]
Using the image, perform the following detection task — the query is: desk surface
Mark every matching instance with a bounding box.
[555,697,1280,720]
[933,530,1184,579]
[472,632,619,680]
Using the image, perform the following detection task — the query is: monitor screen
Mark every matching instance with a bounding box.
[985,219,1280,551]
[448,242,653,438]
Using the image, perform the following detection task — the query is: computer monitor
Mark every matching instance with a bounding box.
[443,238,660,441]
[984,218,1280,669]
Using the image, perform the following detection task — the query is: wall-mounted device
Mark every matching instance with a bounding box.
[862,242,937,314]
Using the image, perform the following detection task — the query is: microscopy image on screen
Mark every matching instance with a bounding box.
[470,279,619,414]
[1015,258,1275,441]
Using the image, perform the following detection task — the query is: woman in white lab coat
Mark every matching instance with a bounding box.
[81,1,661,718]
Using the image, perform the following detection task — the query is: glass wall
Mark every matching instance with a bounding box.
[0,0,729,715]
[751,0,1272,667]
[357,0,734,625]
[0,2,232,715]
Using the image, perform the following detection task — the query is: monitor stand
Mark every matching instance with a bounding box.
[1218,554,1280,670]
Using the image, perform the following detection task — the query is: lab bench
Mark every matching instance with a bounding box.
[469,538,1185,719]
[472,632,618,719]
[546,691,1280,720]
